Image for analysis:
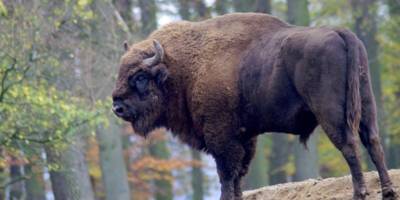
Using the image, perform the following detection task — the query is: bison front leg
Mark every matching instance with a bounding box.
[234,137,257,199]
[202,110,247,200]
[210,139,245,200]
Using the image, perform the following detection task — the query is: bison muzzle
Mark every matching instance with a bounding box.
[112,13,397,200]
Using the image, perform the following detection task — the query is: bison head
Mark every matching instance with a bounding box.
[112,40,169,137]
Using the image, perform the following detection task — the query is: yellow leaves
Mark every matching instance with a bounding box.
[0,0,7,17]
[286,156,296,176]
[86,136,101,179]
[89,166,102,179]
[130,156,198,184]
[54,20,61,29]
[77,0,92,9]
[133,156,197,172]
[0,158,7,168]
[74,0,94,20]
[47,163,61,171]
[138,172,173,182]
[21,85,30,98]
[379,17,400,144]
[0,150,29,169]
[318,134,348,177]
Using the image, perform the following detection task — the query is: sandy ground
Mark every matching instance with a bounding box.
[243,170,400,200]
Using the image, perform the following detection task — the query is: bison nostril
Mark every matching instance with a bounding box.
[112,102,125,117]
[115,106,124,114]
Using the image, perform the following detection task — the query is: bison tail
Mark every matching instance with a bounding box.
[335,29,362,141]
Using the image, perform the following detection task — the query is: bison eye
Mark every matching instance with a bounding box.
[129,74,149,94]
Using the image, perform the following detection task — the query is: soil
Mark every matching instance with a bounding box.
[243,170,400,200]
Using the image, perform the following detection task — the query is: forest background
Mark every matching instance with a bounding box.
[0,0,399,199]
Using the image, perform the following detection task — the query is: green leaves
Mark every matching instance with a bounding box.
[0,83,102,148]
[75,0,94,20]
[380,14,400,145]
[0,0,7,17]
[0,1,115,168]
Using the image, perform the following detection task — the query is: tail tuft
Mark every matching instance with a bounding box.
[299,133,311,149]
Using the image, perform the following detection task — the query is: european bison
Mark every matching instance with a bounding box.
[111,13,397,200]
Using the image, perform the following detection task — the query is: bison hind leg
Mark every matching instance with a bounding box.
[359,121,398,199]
[318,117,368,199]
[358,104,397,199]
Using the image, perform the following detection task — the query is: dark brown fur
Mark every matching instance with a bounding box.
[112,13,397,200]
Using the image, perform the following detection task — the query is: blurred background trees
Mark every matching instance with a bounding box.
[0,0,399,199]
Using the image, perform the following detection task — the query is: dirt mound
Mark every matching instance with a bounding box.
[243,170,400,200]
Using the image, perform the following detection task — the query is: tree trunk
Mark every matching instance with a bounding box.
[269,134,290,184]
[244,136,268,189]
[287,0,310,26]
[287,0,319,181]
[233,0,256,12]
[25,163,46,200]
[178,0,191,20]
[138,0,157,36]
[0,168,4,199]
[83,1,132,198]
[194,0,210,19]
[351,0,385,170]
[149,140,173,200]
[293,134,319,181]
[191,150,204,200]
[113,0,135,32]
[96,120,130,200]
[45,134,95,200]
[215,0,228,15]
[387,0,400,16]
[255,0,271,13]
[9,156,25,200]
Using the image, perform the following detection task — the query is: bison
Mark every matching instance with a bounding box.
[111,13,397,200]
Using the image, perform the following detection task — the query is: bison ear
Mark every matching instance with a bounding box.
[153,40,164,63]
[154,64,169,86]
[123,41,129,52]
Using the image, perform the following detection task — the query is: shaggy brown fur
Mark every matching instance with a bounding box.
[112,13,397,200]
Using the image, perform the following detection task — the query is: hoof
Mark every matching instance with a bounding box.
[382,187,398,200]
[234,188,243,200]
[234,192,243,200]
[220,192,234,200]
[353,189,368,200]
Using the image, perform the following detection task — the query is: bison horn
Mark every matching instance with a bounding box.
[142,40,164,66]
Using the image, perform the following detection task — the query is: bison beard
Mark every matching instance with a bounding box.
[112,13,397,200]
